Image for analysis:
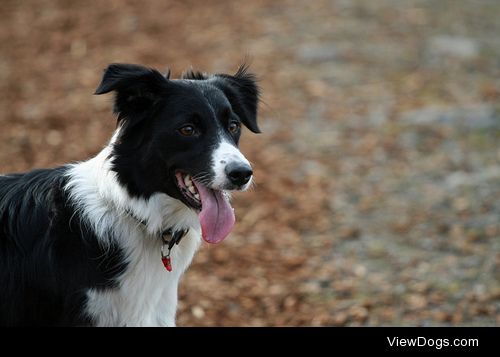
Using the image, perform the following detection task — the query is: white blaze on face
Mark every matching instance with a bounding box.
[211,140,252,190]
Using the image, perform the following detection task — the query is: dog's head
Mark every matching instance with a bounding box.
[94,63,260,243]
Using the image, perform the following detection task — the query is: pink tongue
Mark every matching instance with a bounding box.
[194,182,235,244]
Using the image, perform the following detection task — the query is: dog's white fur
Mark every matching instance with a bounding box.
[211,139,252,190]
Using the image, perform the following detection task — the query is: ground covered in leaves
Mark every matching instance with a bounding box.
[0,0,498,326]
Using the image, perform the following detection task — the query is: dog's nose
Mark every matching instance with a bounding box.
[225,162,253,187]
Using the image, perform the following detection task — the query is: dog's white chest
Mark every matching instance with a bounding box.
[85,229,201,327]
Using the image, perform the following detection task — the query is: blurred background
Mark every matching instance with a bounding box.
[0,0,499,326]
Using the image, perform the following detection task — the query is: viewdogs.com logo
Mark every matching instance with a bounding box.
[387,336,479,350]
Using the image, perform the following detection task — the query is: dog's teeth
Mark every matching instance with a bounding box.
[184,175,192,187]
[194,193,200,200]
[188,186,196,195]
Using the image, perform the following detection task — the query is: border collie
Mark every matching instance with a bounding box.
[0,63,260,326]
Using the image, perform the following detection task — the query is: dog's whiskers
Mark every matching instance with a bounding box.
[192,172,212,187]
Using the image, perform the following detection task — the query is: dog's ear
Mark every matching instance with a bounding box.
[94,63,169,123]
[213,64,261,133]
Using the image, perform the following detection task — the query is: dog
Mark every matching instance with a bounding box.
[0,63,260,326]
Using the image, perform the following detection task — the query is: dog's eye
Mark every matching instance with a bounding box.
[179,125,196,137]
[228,121,240,135]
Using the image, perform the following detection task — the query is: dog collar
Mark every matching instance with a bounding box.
[160,228,189,272]
[124,208,189,272]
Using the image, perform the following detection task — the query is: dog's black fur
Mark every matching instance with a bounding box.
[0,168,127,325]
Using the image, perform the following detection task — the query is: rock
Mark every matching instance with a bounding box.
[191,306,205,319]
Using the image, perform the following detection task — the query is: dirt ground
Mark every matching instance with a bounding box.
[0,0,498,326]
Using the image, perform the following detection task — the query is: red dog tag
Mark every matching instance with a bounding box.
[162,256,172,272]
